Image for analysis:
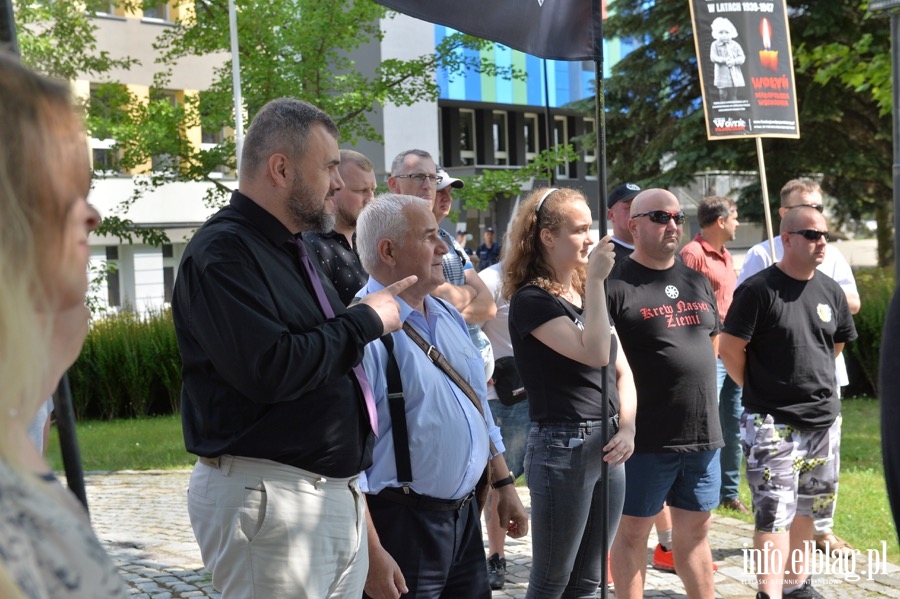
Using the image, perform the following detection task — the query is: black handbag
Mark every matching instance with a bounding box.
[493,356,527,406]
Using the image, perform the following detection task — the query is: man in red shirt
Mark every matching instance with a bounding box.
[680,196,747,515]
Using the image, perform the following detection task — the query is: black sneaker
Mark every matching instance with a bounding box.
[487,552,506,590]
[784,578,824,599]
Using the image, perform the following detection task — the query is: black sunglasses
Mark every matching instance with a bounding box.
[632,210,686,225]
[788,229,830,242]
[787,203,824,213]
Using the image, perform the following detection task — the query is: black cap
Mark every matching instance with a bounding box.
[485,226,494,233]
[608,182,642,208]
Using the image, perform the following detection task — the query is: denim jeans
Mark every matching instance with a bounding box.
[717,358,744,502]
[524,419,626,599]
[487,398,530,478]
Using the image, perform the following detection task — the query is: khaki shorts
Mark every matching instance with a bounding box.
[740,412,841,533]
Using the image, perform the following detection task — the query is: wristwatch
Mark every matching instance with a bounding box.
[490,473,516,489]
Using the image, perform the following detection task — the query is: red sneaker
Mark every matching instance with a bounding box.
[652,544,676,572]
[651,544,718,573]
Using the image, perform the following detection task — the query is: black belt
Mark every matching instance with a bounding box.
[370,487,476,512]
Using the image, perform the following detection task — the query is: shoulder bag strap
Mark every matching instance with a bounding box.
[401,321,498,456]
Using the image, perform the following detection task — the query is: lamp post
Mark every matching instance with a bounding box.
[870,0,900,283]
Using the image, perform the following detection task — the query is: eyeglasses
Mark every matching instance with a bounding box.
[631,210,686,225]
[394,173,443,185]
[787,203,824,213]
[788,229,830,242]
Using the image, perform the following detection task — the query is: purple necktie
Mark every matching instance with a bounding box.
[292,238,378,434]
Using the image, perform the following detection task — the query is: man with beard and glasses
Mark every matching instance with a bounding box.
[173,98,415,599]
[305,149,377,305]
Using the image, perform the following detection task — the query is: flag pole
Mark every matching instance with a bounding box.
[755,137,777,261]
[228,0,244,174]
[594,0,610,595]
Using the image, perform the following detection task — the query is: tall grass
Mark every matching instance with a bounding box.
[68,308,181,419]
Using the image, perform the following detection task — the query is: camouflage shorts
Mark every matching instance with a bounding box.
[740,412,841,533]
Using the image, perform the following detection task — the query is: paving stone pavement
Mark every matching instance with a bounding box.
[79,470,900,598]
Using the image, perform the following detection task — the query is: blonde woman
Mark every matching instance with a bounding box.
[0,52,127,598]
[504,187,636,597]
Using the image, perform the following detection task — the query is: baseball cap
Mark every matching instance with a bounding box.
[436,167,464,191]
[608,182,641,208]
[485,226,494,233]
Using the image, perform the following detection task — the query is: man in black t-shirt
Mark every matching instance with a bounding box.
[607,189,722,599]
[720,206,857,599]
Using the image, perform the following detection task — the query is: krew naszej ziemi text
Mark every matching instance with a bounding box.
[742,541,889,582]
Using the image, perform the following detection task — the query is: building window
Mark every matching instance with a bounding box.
[459,108,477,166]
[105,246,121,308]
[95,1,121,17]
[91,139,121,175]
[524,112,540,162]
[143,2,171,21]
[583,117,597,180]
[553,116,570,179]
[492,111,509,166]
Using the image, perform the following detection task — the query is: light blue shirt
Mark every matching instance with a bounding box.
[357,277,504,500]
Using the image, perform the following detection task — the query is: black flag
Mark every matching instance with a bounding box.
[373,0,602,61]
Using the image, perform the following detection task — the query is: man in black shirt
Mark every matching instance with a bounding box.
[304,149,376,305]
[173,98,413,598]
[607,189,722,599]
[720,206,857,599]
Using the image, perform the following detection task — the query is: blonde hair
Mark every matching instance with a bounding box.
[503,187,588,300]
[0,52,88,464]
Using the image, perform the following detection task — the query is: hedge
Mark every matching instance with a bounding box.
[68,308,181,420]
[844,267,894,397]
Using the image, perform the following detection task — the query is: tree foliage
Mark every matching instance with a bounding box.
[453,146,581,212]
[593,0,893,265]
[14,0,138,80]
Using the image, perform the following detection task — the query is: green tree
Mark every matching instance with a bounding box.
[95,0,523,209]
[14,0,138,80]
[591,0,893,265]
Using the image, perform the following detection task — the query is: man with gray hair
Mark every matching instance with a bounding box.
[174,98,413,598]
[355,193,528,599]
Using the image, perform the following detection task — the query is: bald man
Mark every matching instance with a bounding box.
[720,206,857,599]
[606,189,723,599]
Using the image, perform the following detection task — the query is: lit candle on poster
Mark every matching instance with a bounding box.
[759,18,778,70]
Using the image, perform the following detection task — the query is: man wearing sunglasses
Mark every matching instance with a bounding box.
[737,179,860,560]
[607,189,723,599]
[719,206,857,599]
